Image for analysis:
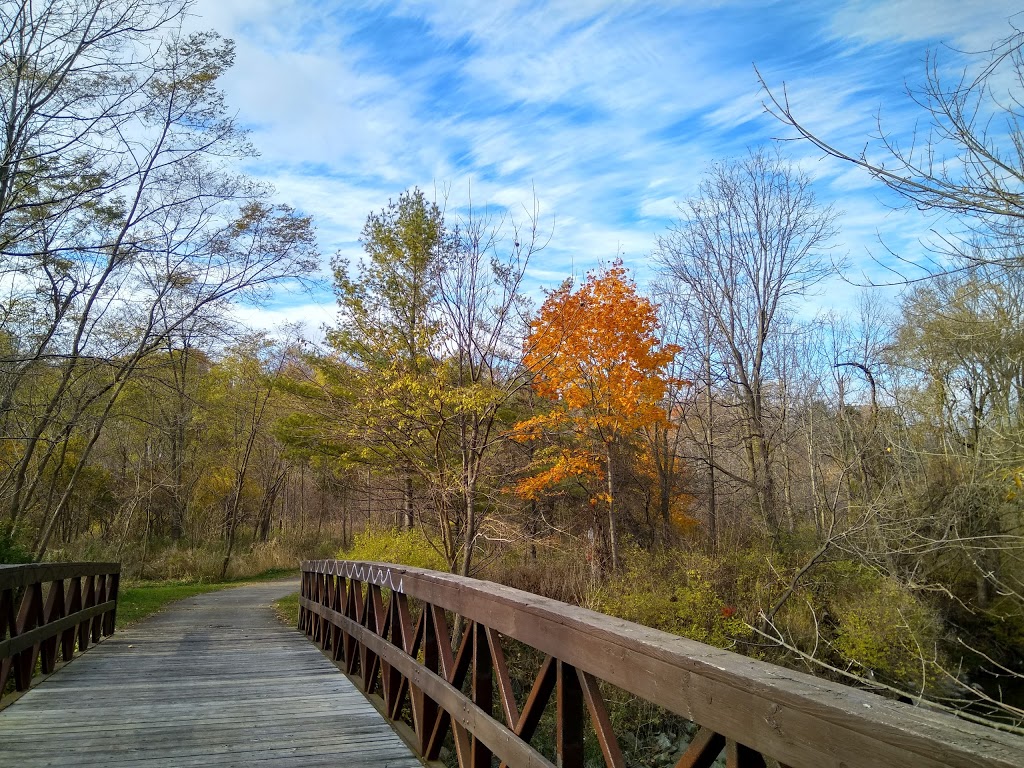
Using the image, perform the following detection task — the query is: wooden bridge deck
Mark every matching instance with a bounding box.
[0,580,422,767]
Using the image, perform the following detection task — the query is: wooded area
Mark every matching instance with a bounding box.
[1,0,1022,734]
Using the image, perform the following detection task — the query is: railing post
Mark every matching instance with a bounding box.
[382,594,406,719]
[330,574,344,663]
[344,576,363,676]
[470,621,493,768]
[323,573,336,655]
[556,660,584,768]
[40,579,65,673]
[91,573,108,643]
[317,571,329,647]
[726,739,768,768]
[418,603,441,757]
[298,568,309,633]
[330,574,345,662]
[14,581,43,690]
[311,571,323,644]
[64,576,82,661]
[0,584,11,694]
[319,571,331,646]
[104,571,120,636]
[78,575,95,651]
[361,584,382,695]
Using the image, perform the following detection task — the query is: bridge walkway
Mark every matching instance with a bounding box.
[0,580,421,767]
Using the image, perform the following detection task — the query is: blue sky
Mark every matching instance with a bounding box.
[189,0,1023,334]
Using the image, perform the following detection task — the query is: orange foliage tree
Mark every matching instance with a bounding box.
[512,262,681,570]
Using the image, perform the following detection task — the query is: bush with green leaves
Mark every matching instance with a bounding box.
[341,527,448,571]
[828,568,945,691]
[588,546,747,648]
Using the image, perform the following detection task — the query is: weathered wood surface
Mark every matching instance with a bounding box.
[0,580,423,767]
[301,560,1024,768]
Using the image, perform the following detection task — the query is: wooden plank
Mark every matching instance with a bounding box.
[14,581,42,689]
[472,621,494,768]
[726,739,769,768]
[578,669,626,768]
[0,581,421,768]
[515,654,556,741]
[676,728,726,768]
[487,626,520,728]
[78,575,95,652]
[103,572,120,635]
[63,577,82,662]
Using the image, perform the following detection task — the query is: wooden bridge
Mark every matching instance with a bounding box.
[0,563,419,767]
[2,561,1024,767]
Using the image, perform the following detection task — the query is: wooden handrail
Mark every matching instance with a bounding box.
[0,561,120,706]
[299,559,1024,768]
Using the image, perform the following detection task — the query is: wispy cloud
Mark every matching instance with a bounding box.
[191,0,1022,323]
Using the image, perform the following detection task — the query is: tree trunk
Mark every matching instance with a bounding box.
[365,470,372,526]
[220,500,238,581]
[460,485,475,577]
[403,472,414,530]
[606,441,619,572]
[341,485,349,550]
[656,425,672,541]
[705,351,717,553]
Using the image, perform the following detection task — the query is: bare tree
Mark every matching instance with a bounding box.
[758,25,1024,270]
[435,195,546,575]
[754,26,1024,724]
[648,281,727,549]
[654,148,838,535]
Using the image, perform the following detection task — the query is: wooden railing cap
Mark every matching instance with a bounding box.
[0,562,120,590]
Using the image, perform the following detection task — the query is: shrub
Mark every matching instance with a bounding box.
[483,542,592,603]
[341,527,448,571]
[588,546,746,648]
[139,544,224,581]
[0,534,33,564]
[829,570,945,692]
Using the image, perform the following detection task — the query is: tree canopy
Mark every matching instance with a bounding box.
[513,262,680,570]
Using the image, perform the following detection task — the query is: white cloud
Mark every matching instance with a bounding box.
[187,0,1021,319]
[232,301,336,342]
[829,0,1021,50]
[638,196,680,220]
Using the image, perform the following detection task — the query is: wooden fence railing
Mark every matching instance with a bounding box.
[300,559,1024,768]
[1,562,120,706]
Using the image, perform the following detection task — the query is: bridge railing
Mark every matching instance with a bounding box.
[299,559,1024,768]
[1,562,120,706]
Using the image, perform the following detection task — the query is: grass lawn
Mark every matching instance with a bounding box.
[117,568,299,627]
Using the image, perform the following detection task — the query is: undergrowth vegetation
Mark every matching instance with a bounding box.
[341,527,447,571]
[273,592,301,626]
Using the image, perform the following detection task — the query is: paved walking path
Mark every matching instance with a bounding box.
[0,580,422,767]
